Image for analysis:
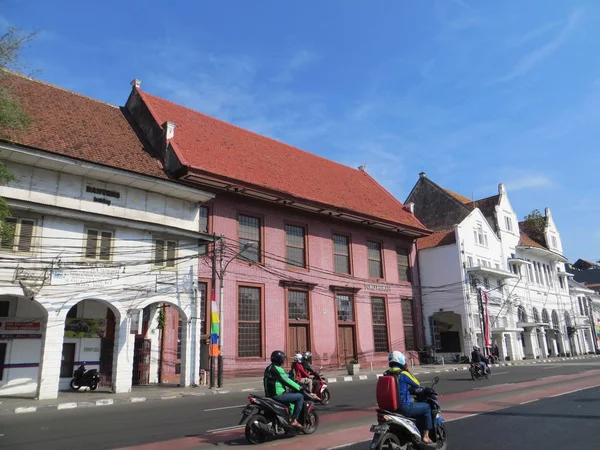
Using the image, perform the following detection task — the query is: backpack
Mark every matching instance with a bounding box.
[376,371,400,411]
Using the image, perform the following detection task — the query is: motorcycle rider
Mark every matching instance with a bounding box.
[263,350,305,428]
[385,350,433,445]
[301,352,318,376]
[471,346,488,375]
[291,353,313,393]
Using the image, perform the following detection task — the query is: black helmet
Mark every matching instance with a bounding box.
[270,350,286,366]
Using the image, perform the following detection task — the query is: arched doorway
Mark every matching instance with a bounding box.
[0,294,49,397]
[60,299,120,391]
[131,300,189,386]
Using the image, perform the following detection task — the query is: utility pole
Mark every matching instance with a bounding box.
[477,287,487,355]
[217,237,225,388]
[209,234,217,388]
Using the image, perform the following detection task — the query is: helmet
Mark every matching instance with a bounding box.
[293,353,303,363]
[302,351,312,361]
[270,350,286,366]
[388,351,406,366]
[473,346,480,351]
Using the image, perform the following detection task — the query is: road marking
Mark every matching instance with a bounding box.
[549,387,592,398]
[95,399,114,406]
[474,383,513,390]
[204,404,246,412]
[343,376,352,381]
[542,365,561,369]
[491,372,509,376]
[241,388,257,392]
[15,407,37,414]
[520,399,539,405]
[57,402,78,410]
[207,425,245,433]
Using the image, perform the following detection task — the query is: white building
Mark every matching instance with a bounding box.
[0,73,214,399]
[408,174,582,361]
[568,280,598,354]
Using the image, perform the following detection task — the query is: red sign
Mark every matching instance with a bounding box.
[0,334,42,340]
[3,322,40,331]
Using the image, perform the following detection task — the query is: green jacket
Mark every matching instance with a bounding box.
[264,364,302,396]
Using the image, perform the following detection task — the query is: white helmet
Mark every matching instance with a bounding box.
[388,351,406,366]
[294,353,303,363]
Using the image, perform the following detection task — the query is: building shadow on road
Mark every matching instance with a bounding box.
[445,409,600,420]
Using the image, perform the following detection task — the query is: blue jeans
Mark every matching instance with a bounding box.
[479,362,487,373]
[399,402,433,431]
[273,392,303,420]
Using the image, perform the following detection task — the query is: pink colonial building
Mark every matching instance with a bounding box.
[125,79,431,376]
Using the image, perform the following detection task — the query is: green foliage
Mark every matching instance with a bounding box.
[523,209,546,236]
[157,308,166,329]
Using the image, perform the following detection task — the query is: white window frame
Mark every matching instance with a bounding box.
[0,217,36,254]
[474,223,488,247]
[153,237,178,268]
[504,216,512,232]
[83,228,113,261]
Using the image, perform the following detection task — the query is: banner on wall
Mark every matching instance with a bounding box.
[596,318,600,341]
[0,321,41,331]
[64,318,107,338]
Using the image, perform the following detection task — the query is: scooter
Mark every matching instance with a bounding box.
[369,376,448,450]
[70,363,100,391]
[239,391,319,445]
[309,366,331,405]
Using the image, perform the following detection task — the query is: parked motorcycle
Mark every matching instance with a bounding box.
[308,366,330,405]
[239,392,319,444]
[469,361,491,380]
[369,376,447,450]
[70,363,100,391]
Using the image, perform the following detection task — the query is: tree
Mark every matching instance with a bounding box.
[522,209,546,241]
[0,26,37,239]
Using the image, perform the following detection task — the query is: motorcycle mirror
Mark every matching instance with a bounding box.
[432,376,440,385]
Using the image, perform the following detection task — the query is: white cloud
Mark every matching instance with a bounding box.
[504,174,554,192]
[271,50,319,83]
[492,9,581,83]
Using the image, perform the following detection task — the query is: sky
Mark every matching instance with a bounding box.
[2,0,599,261]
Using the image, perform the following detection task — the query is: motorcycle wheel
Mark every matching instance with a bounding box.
[470,369,476,381]
[302,411,319,435]
[435,423,448,450]
[70,379,82,391]
[375,432,406,450]
[484,372,490,379]
[245,414,268,445]
[320,390,331,405]
[90,382,98,391]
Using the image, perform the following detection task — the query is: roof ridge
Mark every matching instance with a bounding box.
[138,89,363,174]
[0,68,119,109]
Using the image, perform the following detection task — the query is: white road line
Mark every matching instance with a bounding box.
[519,399,539,405]
[206,425,245,433]
[474,383,513,390]
[549,386,597,398]
[491,372,509,376]
[204,404,246,412]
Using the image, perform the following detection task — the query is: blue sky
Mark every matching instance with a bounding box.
[3,1,599,261]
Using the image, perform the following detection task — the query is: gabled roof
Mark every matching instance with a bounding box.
[134,88,428,232]
[0,71,168,179]
[443,188,472,204]
[518,231,546,249]
[473,195,500,219]
[518,220,547,248]
[417,230,456,250]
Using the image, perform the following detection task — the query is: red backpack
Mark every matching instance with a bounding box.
[376,373,399,411]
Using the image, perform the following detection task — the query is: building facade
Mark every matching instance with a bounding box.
[408,174,579,361]
[124,80,431,374]
[0,73,214,399]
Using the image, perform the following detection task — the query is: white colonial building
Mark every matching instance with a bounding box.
[408,175,586,361]
[0,73,214,399]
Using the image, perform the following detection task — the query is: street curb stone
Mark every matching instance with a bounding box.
[3,355,598,415]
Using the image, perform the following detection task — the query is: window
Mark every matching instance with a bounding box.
[559,276,565,289]
[237,286,262,357]
[367,241,383,278]
[199,282,209,335]
[533,262,541,284]
[402,299,415,351]
[0,218,35,253]
[483,278,490,289]
[176,318,183,360]
[371,297,389,353]
[474,224,488,247]
[199,206,210,255]
[0,342,6,381]
[336,294,354,322]
[60,343,76,378]
[154,238,177,267]
[85,228,112,261]
[467,256,473,267]
[526,262,534,282]
[285,225,306,268]
[551,235,557,248]
[505,216,513,231]
[333,234,351,274]
[397,248,411,282]
[238,215,261,263]
[288,290,308,320]
[66,304,78,319]
[496,280,503,294]
[0,300,10,317]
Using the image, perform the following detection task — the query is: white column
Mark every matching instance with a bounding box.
[523,331,536,359]
[112,315,134,394]
[37,315,65,400]
[180,320,191,386]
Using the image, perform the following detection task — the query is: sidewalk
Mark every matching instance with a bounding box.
[1,354,598,415]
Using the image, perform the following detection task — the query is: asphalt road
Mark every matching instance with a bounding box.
[0,360,599,450]
[340,385,600,450]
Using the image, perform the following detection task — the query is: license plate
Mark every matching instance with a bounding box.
[242,407,254,415]
[370,424,388,433]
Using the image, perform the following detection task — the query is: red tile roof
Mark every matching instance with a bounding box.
[417,230,456,250]
[0,71,168,179]
[518,231,546,249]
[136,89,427,231]
[443,188,472,204]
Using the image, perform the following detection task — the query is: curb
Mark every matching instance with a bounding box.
[4,355,598,415]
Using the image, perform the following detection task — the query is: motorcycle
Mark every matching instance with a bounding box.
[239,391,319,444]
[369,376,447,450]
[469,360,491,381]
[307,366,331,405]
[70,363,100,391]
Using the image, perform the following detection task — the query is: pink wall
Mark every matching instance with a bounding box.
[198,193,421,376]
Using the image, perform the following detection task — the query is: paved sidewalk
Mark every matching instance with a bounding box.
[1,354,597,415]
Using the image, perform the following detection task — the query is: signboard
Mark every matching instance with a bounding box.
[64,318,107,338]
[0,334,42,340]
[0,321,41,331]
[52,267,121,287]
[84,184,122,207]
[364,284,392,291]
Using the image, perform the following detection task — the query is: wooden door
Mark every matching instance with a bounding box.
[338,325,356,365]
[287,325,309,357]
[60,343,76,378]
